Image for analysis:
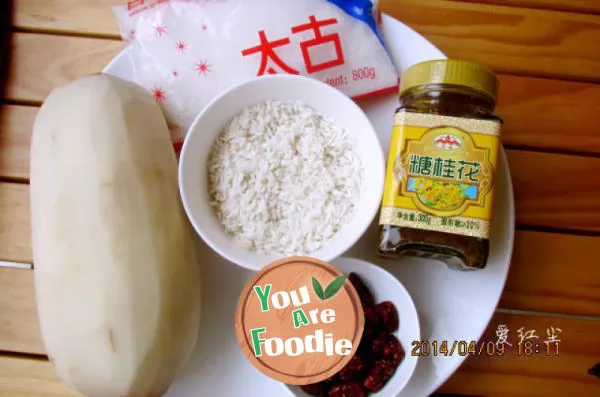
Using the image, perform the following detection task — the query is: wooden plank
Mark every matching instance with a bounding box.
[438,312,600,396]
[0,183,31,264]
[2,149,598,237]
[381,0,600,82]
[500,231,600,317]
[15,0,118,37]
[497,74,600,155]
[0,219,598,357]
[7,33,124,102]
[0,267,44,355]
[1,312,598,397]
[0,105,35,182]
[457,0,600,15]
[2,80,599,182]
[4,33,600,158]
[0,355,82,397]
[14,1,600,81]
[508,150,600,232]
[3,74,599,183]
[2,76,600,183]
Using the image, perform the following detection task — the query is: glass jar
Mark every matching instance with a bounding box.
[377,60,503,270]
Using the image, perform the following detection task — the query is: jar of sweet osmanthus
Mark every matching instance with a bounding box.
[377,60,502,270]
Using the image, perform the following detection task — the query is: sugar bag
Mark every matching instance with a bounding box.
[114,0,398,145]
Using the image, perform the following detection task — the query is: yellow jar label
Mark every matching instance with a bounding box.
[379,111,501,239]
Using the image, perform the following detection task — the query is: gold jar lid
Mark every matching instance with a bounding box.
[400,60,498,101]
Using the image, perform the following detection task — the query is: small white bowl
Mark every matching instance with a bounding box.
[179,75,385,271]
[286,257,420,397]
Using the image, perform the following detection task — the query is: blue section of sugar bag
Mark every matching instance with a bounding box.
[326,0,385,46]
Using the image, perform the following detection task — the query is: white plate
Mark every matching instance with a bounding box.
[104,14,514,397]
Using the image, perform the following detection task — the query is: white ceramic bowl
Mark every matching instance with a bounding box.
[286,257,420,397]
[179,75,385,271]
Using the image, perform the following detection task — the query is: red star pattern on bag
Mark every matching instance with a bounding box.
[175,40,187,52]
[153,23,167,37]
[151,87,166,102]
[195,60,212,76]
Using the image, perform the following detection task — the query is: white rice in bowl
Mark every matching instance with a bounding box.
[207,100,364,256]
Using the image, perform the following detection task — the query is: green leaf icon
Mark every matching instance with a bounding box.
[323,275,348,300]
[312,277,325,300]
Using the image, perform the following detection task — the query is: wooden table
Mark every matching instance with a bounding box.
[1,0,599,396]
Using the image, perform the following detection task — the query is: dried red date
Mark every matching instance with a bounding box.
[297,276,403,396]
[339,354,366,381]
[328,381,365,397]
[362,306,379,340]
[357,335,374,362]
[371,332,387,357]
[375,301,399,332]
[383,334,405,366]
[301,383,326,396]
[349,273,375,307]
[323,374,339,385]
[363,360,396,392]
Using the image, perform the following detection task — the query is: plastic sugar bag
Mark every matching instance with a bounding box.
[114,0,398,145]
